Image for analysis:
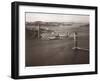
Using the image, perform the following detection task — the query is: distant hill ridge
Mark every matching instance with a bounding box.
[26,21,89,27]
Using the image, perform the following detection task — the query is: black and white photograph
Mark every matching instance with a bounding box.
[11,1,97,79]
[25,12,89,66]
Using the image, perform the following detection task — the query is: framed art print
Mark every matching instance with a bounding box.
[11,1,98,79]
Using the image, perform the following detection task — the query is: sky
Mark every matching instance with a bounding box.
[25,12,89,23]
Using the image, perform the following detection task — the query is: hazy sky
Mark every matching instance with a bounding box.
[25,12,89,23]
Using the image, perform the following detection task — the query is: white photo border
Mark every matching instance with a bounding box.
[18,5,96,76]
